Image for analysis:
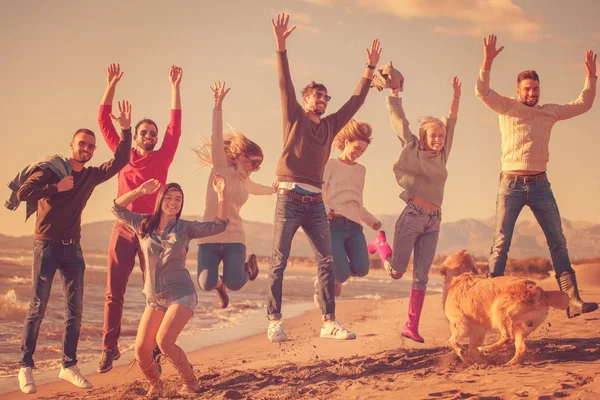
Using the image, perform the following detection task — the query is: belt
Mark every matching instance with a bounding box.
[52,238,80,246]
[501,172,547,184]
[278,189,322,203]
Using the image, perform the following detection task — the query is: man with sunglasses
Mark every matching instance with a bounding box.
[16,102,132,394]
[267,13,381,342]
[96,64,183,373]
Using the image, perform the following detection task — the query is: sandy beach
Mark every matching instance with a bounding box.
[2,263,599,399]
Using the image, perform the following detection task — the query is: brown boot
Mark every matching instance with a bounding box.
[138,360,163,397]
[557,271,599,318]
[168,346,200,394]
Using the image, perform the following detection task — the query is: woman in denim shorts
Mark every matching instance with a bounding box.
[384,76,461,343]
[111,177,229,396]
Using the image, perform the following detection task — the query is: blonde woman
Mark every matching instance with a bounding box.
[112,177,228,395]
[321,120,381,297]
[194,81,276,308]
[386,76,461,343]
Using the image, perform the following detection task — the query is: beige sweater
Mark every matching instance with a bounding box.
[387,96,456,207]
[322,158,378,228]
[476,69,597,171]
[198,109,274,245]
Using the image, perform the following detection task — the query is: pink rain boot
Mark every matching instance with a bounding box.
[401,289,425,343]
[368,231,401,279]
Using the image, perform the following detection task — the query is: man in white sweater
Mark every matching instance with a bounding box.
[476,34,598,319]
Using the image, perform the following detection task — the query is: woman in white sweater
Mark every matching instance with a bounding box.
[321,120,382,297]
[386,77,461,343]
[194,81,276,308]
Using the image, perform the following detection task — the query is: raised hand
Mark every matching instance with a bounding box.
[107,63,123,87]
[272,12,296,50]
[212,173,226,196]
[483,34,504,63]
[169,65,183,88]
[210,81,231,109]
[390,86,402,97]
[366,39,382,67]
[585,50,597,77]
[56,176,74,192]
[110,100,132,130]
[138,179,161,195]
[452,76,462,97]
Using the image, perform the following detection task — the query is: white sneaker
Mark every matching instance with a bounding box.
[59,365,93,389]
[268,320,289,342]
[320,320,356,340]
[18,367,37,394]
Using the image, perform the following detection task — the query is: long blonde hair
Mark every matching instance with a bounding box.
[418,117,446,150]
[332,119,372,151]
[194,125,264,167]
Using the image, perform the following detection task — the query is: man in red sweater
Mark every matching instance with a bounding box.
[96,63,183,373]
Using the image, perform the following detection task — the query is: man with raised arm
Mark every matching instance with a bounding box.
[16,102,132,394]
[97,64,183,373]
[266,12,380,342]
[476,34,598,319]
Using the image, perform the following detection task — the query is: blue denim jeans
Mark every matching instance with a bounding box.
[391,203,441,291]
[19,240,85,369]
[330,216,369,284]
[268,193,335,321]
[489,175,573,277]
[197,243,248,291]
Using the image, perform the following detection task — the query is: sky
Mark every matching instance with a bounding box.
[1,0,599,237]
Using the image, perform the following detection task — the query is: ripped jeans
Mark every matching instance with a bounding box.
[19,240,85,369]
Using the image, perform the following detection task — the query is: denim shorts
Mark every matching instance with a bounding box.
[146,292,198,314]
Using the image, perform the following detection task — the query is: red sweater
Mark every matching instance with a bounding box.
[98,105,182,213]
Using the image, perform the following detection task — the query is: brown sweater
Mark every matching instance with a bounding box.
[275,50,372,189]
[17,130,131,241]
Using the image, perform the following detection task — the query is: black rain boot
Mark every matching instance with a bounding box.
[557,271,598,318]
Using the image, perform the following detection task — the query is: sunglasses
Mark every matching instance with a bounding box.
[315,92,332,102]
[139,130,158,138]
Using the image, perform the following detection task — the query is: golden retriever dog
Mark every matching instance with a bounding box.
[441,250,569,365]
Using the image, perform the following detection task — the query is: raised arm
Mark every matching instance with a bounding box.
[553,50,597,120]
[16,168,73,202]
[156,65,183,165]
[272,13,302,128]
[92,101,133,184]
[475,34,512,114]
[330,39,381,133]
[111,179,159,231]
[210,81,230,168]
[247,178,277,196]
[443,76,461,158]
[386,90,416,147]
[98,63,124,152]
[187,174,229,239]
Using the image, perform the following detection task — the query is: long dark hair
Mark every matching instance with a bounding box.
[139,183,184,238]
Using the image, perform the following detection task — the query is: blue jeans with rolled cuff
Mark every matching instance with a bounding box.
[330,216,370,284]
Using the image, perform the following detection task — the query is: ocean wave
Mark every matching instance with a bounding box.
[6,276,30,285]
[0,290,28,319]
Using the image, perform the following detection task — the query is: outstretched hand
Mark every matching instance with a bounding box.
[212,173,226,196]
[210,81,230,109]
[483,34,504,63]
[452,76,461,97]
[585,50,597,77]
[109,100,132,130]
[272,12,296,50]
[138,179,161,195]
[366,39,382,67]
[107,63,123,87]
[169,65,183,88]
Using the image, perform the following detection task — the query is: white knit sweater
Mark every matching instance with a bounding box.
[476,69,597,171]
[322,158,379,228]
[198,109,274,245]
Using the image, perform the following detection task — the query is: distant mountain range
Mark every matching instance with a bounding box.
[2,215,599,259]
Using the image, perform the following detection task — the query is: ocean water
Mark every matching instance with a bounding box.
[0,248,442,379]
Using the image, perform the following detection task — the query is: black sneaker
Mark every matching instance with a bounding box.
[97,348,121,373]
[151,345,163,377]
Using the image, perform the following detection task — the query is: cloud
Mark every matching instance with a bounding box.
[310,0,546,42]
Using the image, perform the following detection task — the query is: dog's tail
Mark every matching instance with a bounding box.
[542,290,569,310]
